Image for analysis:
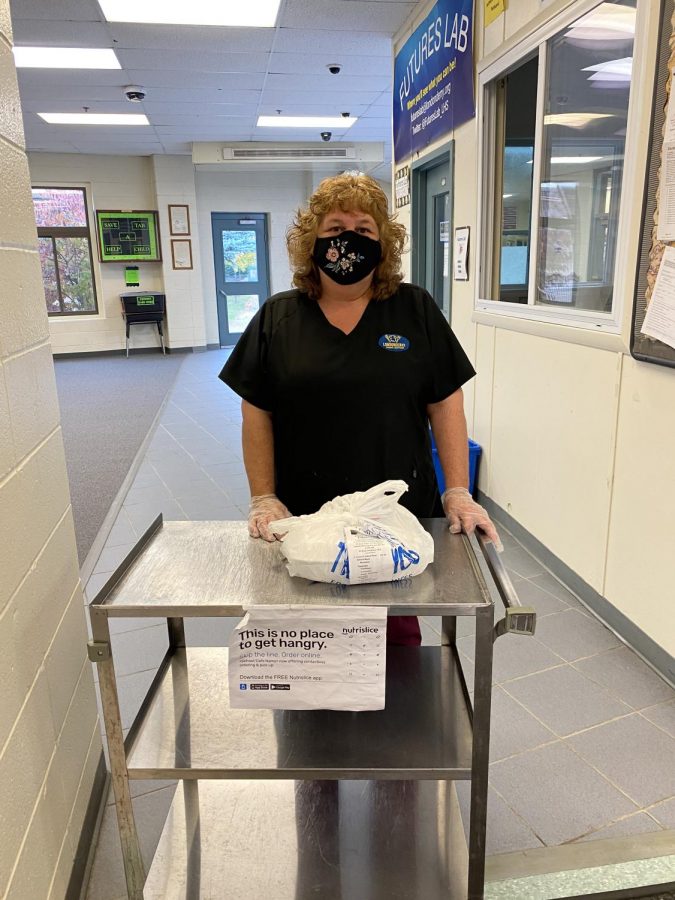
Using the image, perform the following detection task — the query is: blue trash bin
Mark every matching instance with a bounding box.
[431,434,482,497]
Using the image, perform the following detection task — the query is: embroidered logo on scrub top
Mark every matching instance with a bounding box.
[378,334,410,351]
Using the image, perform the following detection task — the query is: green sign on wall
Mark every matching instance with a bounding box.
[96,210,161,262]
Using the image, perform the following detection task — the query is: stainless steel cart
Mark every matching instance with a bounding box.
[88,516,535,900]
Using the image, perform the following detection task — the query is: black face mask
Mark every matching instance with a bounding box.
[313,230,382,285]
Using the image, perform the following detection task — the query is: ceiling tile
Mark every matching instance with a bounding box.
[124,70,266,90]
[142,101,255,117]
[11,18,112,45]
[280,0,415,32]
[268,52,392,77]
[273,28,391,56]
[17,84,140,104]
[9,0,103,20]
[141,88,261,104]
[258,103,371,116]
[107,22,276,52]
[17,68,127,88]
[116,48,270,74]
[150,114,255,128]
[264,73,390,93]
[13,0,400,159]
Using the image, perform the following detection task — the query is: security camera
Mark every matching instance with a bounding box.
[327,64,341,75]
[124,85,146,102]
[341,111,350,118]
[321,131,332,142]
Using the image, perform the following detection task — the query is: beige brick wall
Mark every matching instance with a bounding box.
[0,4,102,897]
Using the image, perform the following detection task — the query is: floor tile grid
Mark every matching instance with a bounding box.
[451,523,675,845]
[492,683,671,841]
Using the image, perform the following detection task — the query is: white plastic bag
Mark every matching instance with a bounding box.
[269,480,434,584]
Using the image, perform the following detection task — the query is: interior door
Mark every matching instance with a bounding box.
[424,161,451,311]
[211,212,270,347]
[412,150,453,315]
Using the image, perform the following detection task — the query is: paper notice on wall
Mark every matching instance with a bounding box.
[228,606,387,711]
[657,143,675,241]
[454,226,470,281]
[641,245,675,349]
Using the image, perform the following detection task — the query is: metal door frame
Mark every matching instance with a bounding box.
[411,142,454,315]
[211,212,270,347]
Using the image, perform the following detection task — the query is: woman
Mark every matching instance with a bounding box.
[219,173,500,645]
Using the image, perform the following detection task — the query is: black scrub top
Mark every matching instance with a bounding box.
[219,283,475,518]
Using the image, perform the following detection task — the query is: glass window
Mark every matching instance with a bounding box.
[483,0,637,324]
[495,57,538,304]
[31,187,98,315]
[221,230,258,282]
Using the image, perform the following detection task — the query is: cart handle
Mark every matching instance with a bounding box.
[473,530,537,639]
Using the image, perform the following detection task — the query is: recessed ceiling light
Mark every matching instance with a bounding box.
[13,47,121,69]
[38,113,150,125]
[98,0,281,26]
[257,116,357,128]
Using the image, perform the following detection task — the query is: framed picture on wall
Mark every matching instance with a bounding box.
[171,238,193,270]
[168,204,190,235]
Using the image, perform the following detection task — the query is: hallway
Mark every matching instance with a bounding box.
[82,350,675,899]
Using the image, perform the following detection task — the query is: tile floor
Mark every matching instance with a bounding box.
[83,349,675,899]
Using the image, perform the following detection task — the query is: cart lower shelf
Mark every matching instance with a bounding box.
[143,778,469,900]
[126,646,473,779]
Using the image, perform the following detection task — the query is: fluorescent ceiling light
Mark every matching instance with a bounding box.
[257,116,357,128]
[566,2,636,40]
[526,156,602,164]
[551,156,602,164]
[583,57,632,77]
[13,47,120,68]
[98,0,281,26]
[38,113,150,125]
[502,193,513,198]
[544,113,613,128]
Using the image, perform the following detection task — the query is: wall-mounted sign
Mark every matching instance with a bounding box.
[395,165,410,207]
[484,0,506,27]
[454,225,470,281]
[96,210,161,262]
[393,0,475,163]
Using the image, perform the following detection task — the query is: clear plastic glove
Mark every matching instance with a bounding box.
[248,494,291,542]
[441,487,503,552]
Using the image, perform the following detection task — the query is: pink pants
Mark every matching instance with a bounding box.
[386,615,421,646]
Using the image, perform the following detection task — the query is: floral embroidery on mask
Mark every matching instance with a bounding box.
[324,238,364,276]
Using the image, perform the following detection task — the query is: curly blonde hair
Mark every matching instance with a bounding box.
[286,173,407,300]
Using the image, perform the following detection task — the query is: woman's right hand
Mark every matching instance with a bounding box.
[248,494,291,541]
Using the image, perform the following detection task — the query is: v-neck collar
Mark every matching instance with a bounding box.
[311,295,373,337]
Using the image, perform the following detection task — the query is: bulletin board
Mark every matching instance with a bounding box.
[96,210,161,263]
[631,0,675,367]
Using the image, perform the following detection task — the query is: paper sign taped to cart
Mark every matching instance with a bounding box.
[228,606,387,711]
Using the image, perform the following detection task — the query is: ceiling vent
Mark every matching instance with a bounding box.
[222,146,357,161]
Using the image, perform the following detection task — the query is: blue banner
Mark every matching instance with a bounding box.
[393,0,475,163]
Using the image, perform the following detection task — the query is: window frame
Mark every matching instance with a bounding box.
[33,185,99,317]
[474,0,642,335]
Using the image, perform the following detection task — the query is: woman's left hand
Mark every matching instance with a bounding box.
[441,487,503,552]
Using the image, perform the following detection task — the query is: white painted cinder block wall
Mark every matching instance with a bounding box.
[0,6,102,897]
[394,0,675,659]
